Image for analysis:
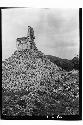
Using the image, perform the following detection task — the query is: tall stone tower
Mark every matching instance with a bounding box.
[16,26,36,51]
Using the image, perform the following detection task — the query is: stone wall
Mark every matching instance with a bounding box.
[16,26,36,51]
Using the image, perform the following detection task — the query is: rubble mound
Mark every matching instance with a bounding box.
[2,26,79,117]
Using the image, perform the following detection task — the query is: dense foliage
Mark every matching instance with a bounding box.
[2,49,79,117]
[46,55,79,71]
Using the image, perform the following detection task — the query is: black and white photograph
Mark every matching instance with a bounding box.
[1,8,82,120]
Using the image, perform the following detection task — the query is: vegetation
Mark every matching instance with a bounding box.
[2,49,79,117]
[46,55,79,71]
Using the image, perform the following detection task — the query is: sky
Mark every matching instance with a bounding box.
[2,8,79,60]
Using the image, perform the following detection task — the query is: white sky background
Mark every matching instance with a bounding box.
[2,8,79,60]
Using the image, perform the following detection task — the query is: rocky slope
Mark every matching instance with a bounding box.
[2,26,79,117]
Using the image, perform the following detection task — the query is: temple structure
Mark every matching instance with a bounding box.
[16,26,36,51]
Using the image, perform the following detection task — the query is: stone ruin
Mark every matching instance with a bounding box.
[16,26,36,51]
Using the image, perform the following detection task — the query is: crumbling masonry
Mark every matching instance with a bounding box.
[16,26,36,51]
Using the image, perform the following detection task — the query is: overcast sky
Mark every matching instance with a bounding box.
[2,8,79,60]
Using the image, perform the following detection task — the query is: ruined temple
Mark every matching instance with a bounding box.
[16,26,36,51]
[2,26,79,117]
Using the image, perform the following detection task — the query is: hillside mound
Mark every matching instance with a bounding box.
[2,26,79,117]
